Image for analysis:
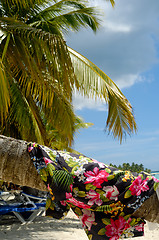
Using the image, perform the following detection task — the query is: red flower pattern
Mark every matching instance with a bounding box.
[129,176,149,196]
[105,216,131,240]
[84,167,109,188]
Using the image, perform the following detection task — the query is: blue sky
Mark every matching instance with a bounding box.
[66,0,159,171]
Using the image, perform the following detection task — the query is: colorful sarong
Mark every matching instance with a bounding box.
[27,143,159,240]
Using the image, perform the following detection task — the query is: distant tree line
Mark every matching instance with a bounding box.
[109,162,151,173]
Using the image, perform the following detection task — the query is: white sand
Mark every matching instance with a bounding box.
[0,210,159,240]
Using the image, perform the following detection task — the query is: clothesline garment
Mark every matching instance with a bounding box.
[27,143,159,240]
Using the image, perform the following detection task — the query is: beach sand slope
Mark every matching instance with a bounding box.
[0,210,159,240]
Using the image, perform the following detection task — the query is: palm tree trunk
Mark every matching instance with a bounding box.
[0,134,47,191]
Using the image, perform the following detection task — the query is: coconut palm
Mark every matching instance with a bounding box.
[0,0,136,150]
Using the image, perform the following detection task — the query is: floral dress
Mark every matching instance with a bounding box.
[27,143,159,240]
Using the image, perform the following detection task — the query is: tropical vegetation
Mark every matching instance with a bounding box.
[109,162,151,173]
[0,0,136,150]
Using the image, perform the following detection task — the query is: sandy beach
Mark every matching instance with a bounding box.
[0,210,159,240]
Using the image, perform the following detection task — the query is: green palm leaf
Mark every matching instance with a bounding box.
[0,61,10,124]
[68,47,137,142]
[2,78,45,142]
[0,0,136,149]
[0,17,76,94]
[51,169,74,192]
[27,0,101,34]
[96,204,112,212]
[106,0,115,7]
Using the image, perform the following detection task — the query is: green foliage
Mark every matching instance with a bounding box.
[68,47,137,143]
[124,190,132,199]
[109,162,151,173]
[98,228,106,235]
[0,0,100,148]
[51,169,74,192]
[0,0,137,149]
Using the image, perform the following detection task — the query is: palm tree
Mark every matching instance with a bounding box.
[0,0,136,150]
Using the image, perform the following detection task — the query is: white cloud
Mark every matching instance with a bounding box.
[72,74,143,111]
[67,0,159,110]
[73,93,106,111]
[103,21,132,33]
[115,74,144,89]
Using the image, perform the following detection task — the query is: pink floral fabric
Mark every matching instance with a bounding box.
[28,143,159,240]
[86,190,103,206]
[105,216,131,240]
[129,176,149,196]
[79,209,95,230]
[84,167,109,188]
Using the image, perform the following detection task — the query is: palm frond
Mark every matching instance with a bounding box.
[0,60,10,124]
[27,0,101,34]
[106,0,115,7]
[25,96,48,145]
[42,83,77,145]
[0,0,47,17]
[46,115,93,150]
[0,0,137,146]
[68,47,137,142]
[0,18,79,147]
[51,7,101,33]
[51,169,74,192]
[74,116,93,132]
[96,204,112,212]
[1,80,33,140]
[6,79,46,143]
[0,17,77,100]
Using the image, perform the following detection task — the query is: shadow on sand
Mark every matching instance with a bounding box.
[0,211,87,240]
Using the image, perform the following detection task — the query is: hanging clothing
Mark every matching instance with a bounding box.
[27,143,159,240]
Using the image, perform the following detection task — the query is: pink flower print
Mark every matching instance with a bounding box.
[60,200,67,206]
[67,197,90,209]
[43,157,53,165]
[28,146,33,152]
[105,216,131,240]
[129,176,149,196]
[152,176,159,182]
[66,192,73,199]
[135,222,144,232]
[28,142,36,152]
[70,184,73,192]
[86,190,103,206]
[103,186,119,201]
[84,167,109,188]
[79,209,95,230]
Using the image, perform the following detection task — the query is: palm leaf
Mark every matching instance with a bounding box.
[24,96,48,145]
[96,204,112,212]
[4,79,44,143]
[68,47,137,142]
[46,115,93,150]
[106,0,115,7]
[28,0,101,33]
[0,0,137,147]
[51,7,101,33]
[0,0,46,15]
[0,17,77,100]
[51,169,74,192]
[42,83,77,145]
[0,60,10,124]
